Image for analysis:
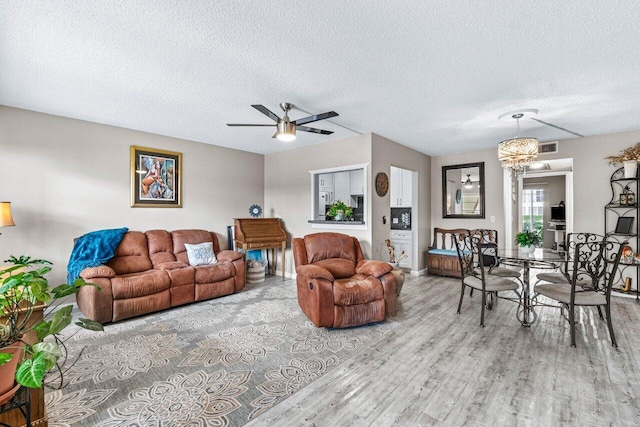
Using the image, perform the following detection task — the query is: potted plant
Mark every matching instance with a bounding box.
[0,255,102,404]
[327,200,353,221]
[605,142,640,178]
[514,230,542,254]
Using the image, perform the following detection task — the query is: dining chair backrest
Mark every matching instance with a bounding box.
[569,237,624,294]
[471,229,498,267]
[454,232,486,281]
[564,233,605,289]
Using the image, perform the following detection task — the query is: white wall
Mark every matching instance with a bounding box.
[0,106,264,284]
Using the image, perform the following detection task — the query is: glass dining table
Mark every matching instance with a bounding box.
[498,248,565,326]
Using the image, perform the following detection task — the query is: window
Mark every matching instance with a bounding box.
[522,188,544,237]
[309,164,368,228]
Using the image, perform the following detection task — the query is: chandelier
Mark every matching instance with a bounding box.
[498,110,539,172]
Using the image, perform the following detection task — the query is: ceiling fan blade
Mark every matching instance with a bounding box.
[297,125,334,135]
[251,104,281,122]
[293,111,338,126]
[227,124,275,127]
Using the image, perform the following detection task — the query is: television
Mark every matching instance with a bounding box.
[551,206,565,222]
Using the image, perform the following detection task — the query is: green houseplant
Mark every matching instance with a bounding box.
[514,230,542,253]
[0,255,102,399]
[327,200,353,221]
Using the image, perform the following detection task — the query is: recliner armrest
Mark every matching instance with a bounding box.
[296,264,334,281]
[80,265,116,279]
[216,250,244,263]
[356,260,393,277]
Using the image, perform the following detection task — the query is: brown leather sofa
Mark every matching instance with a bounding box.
[76,229,245,323]
[292,232,398,328]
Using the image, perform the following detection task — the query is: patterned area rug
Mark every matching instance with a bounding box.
[46,277,397,426]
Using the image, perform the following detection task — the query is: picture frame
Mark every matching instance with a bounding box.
[615,216,634,235]
[131,146,182,207]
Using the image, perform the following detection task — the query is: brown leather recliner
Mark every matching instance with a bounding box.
[292,232,398,328]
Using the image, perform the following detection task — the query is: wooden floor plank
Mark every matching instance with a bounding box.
[246,274,640,426]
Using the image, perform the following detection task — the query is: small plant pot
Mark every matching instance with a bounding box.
[519,245,535,254]
[0,343,23,405]
[624,160,638,178]
[335,210,344,221]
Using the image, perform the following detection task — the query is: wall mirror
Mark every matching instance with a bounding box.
[442,162,485,218]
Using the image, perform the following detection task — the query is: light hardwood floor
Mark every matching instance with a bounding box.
[247,274,640,427]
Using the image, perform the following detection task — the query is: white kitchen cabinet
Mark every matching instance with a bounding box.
[334,171,351,205]
[319,173,334,191]
[390,167,412,207]
[350,169,365,195]
[401,169,412,207]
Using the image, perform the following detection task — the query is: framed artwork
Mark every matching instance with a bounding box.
[615,216,634,235]
[131,146,182,207]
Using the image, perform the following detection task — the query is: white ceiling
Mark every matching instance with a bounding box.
[2,1,640,156]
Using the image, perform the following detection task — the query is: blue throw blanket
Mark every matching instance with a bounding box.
[67,227,129,283]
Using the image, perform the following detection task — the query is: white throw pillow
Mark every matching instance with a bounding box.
[184,242,217,266]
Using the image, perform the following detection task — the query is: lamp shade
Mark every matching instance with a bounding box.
[0,202,15,227]
[498,137,539,170]
[276,121,296,142]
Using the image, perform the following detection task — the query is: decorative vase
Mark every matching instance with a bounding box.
[624,160,638,178]
[519,245,535,254]
[0,343,23,405]
[335,210,344,221]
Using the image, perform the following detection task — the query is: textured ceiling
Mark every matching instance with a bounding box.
[1,1,639,155]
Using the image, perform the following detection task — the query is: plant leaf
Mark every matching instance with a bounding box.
[51,284,78,298]
[35,321,52,342]
[48,306,73,335]
[15,352,47,388]
[32,342,63,370]
[0,352,13,366]
[75,318,104,332]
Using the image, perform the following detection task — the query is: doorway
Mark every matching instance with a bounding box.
[504,158,573,250]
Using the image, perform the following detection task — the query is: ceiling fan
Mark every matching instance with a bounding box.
[227,103,338,141]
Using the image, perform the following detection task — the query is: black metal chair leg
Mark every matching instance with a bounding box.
[605,303,617,347]
[469,288,474,298]
[570,304,576,347]
[480,290,486,327]
[596,305,604,320]
[457,282,465,314]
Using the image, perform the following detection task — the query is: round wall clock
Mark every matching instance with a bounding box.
[455,190,462,204]
[249,204,262,218]
[375,172,389,197]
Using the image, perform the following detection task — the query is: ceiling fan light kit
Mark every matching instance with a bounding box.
[497,109,540,173]
[228,102,338,142]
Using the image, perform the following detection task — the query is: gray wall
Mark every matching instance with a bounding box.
[0,106,264,284]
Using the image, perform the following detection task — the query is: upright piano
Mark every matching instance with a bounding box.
[234,218,287,279]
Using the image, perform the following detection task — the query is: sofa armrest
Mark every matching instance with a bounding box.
[80,265,116,279]
[296,264,334,281]
[216,250,244,263]
[356,260,393,277]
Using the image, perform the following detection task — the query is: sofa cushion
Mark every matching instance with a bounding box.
[111,269,170,299]
[185,242,218,266]
[194,261,235,284]
[428,248,458,256]
[304,233,357,264]
[333,275,384,305]
[172,230,220,264]
[146,230,177,266]
[314,258,356,280]
[107,231,153,274]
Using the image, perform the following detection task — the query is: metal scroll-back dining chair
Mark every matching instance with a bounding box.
[471,229,523,284]
[454,232,521,327]
[533,237,625,347]
[534,232,605,288]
